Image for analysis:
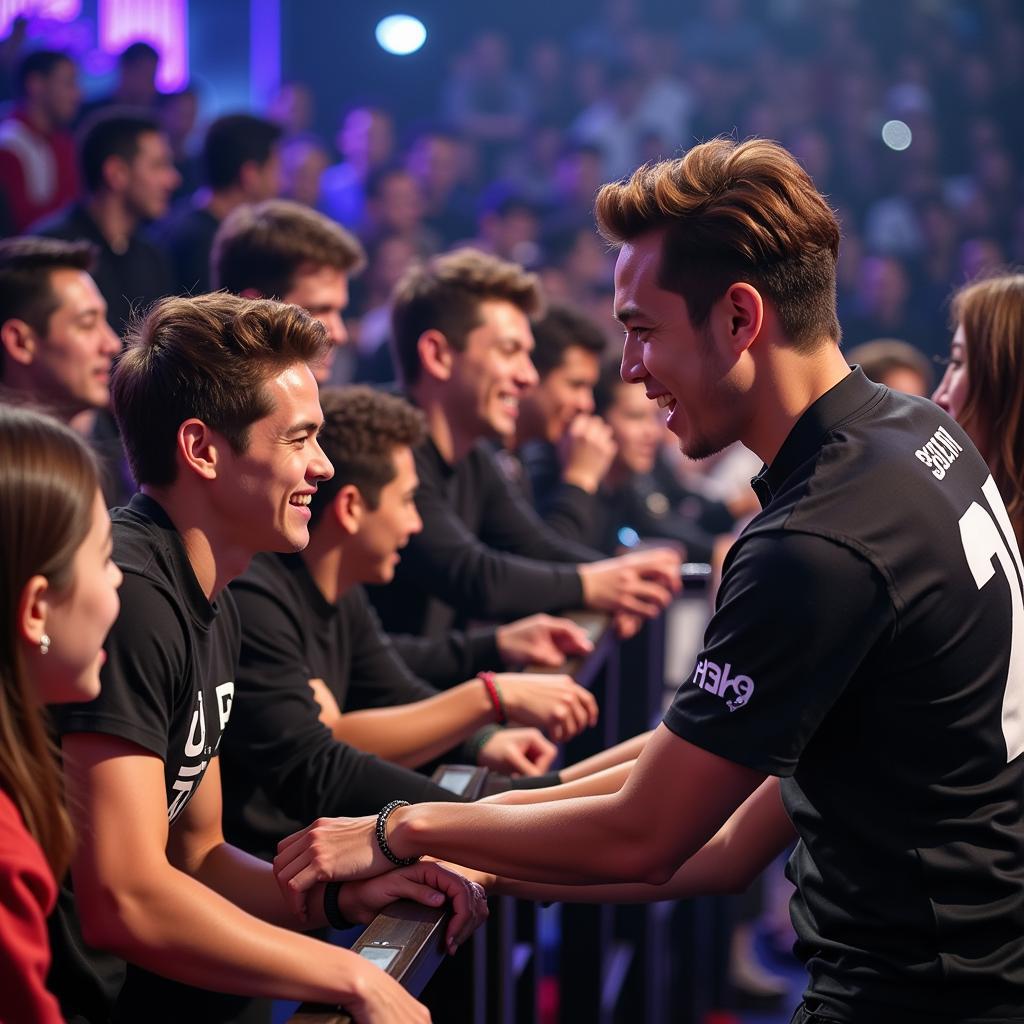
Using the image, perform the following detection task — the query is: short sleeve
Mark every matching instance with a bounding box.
[52,573,185,758]
[663,530,893,776]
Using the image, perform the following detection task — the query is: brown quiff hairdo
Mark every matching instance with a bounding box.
[0,404,99,878]
[112,292,330,486]
[950,271,1024,546]
[211,198,366,298]
[595,137,841,350]
[390,247,544,387]
[309,386,427,525]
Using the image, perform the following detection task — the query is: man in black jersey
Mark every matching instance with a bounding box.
[49,293,484,1024]
[274,138,1024,1024]
[367,246,682,642]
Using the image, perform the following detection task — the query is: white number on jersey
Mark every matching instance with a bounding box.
[958,476,1024,761]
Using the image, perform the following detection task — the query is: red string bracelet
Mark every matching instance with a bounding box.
[478,671,507,724]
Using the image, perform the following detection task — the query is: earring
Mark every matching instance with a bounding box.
[39,633,50,655]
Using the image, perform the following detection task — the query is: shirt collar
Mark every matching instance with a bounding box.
[750,366,884,508]
[126,492,219,627]
[277,552,339,622]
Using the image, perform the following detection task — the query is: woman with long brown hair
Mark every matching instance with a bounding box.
[934,272,1024,547]
[0,403,122,1022]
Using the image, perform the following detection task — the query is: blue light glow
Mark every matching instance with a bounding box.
[881,120,912,152]
[375,14,426,56]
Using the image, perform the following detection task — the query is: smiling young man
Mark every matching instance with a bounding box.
[368,247,682,642]
[274,139,1024,1024]
[47,293,482,1024]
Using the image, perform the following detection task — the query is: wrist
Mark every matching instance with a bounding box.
[478,671,507,724]
[387,804,420,862]
[562,467,600,493]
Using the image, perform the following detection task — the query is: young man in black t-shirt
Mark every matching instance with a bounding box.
[49,293,484,1024]
[274,139,1024,1023]
[367,246,683,642]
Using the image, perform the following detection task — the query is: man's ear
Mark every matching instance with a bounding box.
[177,418,221,480]
[17,574,50,648]
[102,154,131,194]
[417,329,454,382]
[717,282,763,356]
[0,318,39,368]
[331,483,364,536]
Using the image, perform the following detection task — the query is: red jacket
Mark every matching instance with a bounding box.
[0,110,79,232]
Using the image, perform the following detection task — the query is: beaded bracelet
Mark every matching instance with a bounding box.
[323,880,356,930]
[376,799,418,867]
[478,671,507,724]
[467,723,502,764]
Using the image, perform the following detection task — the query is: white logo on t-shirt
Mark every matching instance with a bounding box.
[692,658,755,712]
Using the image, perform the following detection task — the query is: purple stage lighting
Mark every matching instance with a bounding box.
[99,0,188,90]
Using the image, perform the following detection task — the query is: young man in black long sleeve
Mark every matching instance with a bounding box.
[221,386,612,867]
[368,247,682,640]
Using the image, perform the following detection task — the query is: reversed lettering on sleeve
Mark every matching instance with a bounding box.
[692,658,755,711]
[915,425,964,481]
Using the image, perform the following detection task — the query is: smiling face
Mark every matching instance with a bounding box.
[348,446,422,585]
[283,264,350,383]
[33,489,122,704]
[446,299,540,442]
[524,344,601,444]
[932,323,970,428]
[18,268,121,414]
[606,379,663,475]
[615,230,747,460]
[212,363,334,554]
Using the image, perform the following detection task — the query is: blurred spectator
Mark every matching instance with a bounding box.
[406,125,476,245]
[442,31,530,174]
[78,41,160,123]
[267,81,315,140]
[280,134,330,208]
[843,254,931,355]
[361,164,437,253]
[0,50,81,232]
[464,183,543,268]
[156,86,201,199]
[35,111,178,334]
[320,105,395,230]
[846,338,933,396]
[154,113,282,295]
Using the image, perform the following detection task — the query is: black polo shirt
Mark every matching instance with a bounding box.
[665,368,1024,1021]
[48,493,240,1023]
[368,435,597,638]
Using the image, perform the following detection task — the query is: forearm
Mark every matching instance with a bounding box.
[330,681,495,768]
[559,732,652,783]
[490,777,793,903]
[75,859,367,1004]
[482,762,633,805]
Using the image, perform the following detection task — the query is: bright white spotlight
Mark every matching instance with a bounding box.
[376,14,427,56]
[881,119,912,152]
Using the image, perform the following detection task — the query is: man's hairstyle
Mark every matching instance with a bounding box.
[309,386,426,525]
[211,199,365,298]
[203,113,282,191]
[0,237,96,374]
[111,292,329,486]
[390,247,544,386]
[78,110,161,193]
[595,137,841,351]
[593,357,628,417]
[15,50,73,99]
[532,303,607,379]
[846,338,932,391]
[119,41,159,67]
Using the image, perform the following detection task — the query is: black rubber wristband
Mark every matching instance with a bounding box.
[323,880,355,930]
[376,799,418,866]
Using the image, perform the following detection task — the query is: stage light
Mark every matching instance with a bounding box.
[881,120,912,152]
[375,14,426,56]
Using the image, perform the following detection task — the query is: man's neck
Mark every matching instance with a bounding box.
[140,484,253,600]
[742,342,851,467]
[19,102,54,135]
[300,526,354,605]
[411,385,474,464]
[85,193,137,254]
[204,186,246,223]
